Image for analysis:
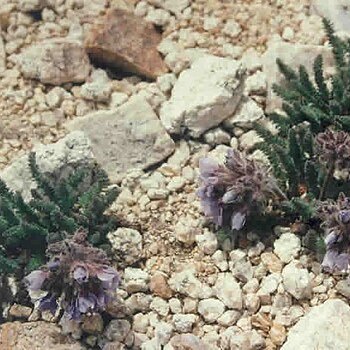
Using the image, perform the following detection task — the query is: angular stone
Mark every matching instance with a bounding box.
[198,298,225,323]
[85,9,167,79]
[282,299,350,350]
[282,262,312,300]
[274,232,301,264]
[213,273,242,310]
[148,0,190,15]
[160,55,245,137]
[150,272,173,299]
[8,304,32,320]
[67,96,175,183]
[263,42,334,112]
[15,39,91,85]
[170,334,209,350]
[0,321,84,350]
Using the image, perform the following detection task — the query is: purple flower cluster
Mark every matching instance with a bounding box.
[197,149,285,231]
[24,229,119,325]
[316,129,350,170]
[318,193,350,272]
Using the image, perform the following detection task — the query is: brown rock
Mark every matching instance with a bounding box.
[269,322,286,346]
[261,252,283,273]
[150,272,173,299]
[8,304,32,320]
[0,321,84,350]
[81,314,104,334]
[251,312,272,334]
[85,9,168,79]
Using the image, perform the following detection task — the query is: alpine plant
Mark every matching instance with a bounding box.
[24,229,119,329]
[197,149,286,231]
[318,192,350,272]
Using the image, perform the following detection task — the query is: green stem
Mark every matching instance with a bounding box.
[319,159,335,200]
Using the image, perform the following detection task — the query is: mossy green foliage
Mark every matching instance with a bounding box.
[0,153,119,274]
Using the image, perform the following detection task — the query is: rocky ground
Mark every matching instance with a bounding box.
[1,0,350,349]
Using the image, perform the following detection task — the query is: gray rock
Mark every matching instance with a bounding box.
[15,39,91,85]
[0,131,94,202]
[104,319,131,342]
[282,262,312,300]
[80,69,112,102]
[263,42,334,112]
[107,228,142,266]
[282,299,350,350]
[67,96,175,183]
[160,55,245,137]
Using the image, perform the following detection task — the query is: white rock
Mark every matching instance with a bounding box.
[239,130,262,150]
[160,55,245,137]
[150,297,169,317]
[110,92,128,108]
[195,230,218,255]
[15,39,91,85]
[107,228,142,266]
[222,44,243,59]
[217,310,241,327]
[214,273,242,310]
[198,298,225,323]
[174,217,199,246]
[134,1,149,16]
[67,96,175,182]
[282,299,350,350]
[282,27,295,41]
[220,328,265,350]
[244,71,267,95]
[0,131,93,202]
[242,48,262,72]
[19,0,46,11]
[124,268,150,293]
[311,0,350,33]
[169,298,182,314]
[133,313,149,333]
[167,141,190,167]
[274,232,301,263]
[147,188,169,200]
[168,269,212,299]
[167,176,186,191]
[157,73,176,93]
[224,97,264,128]
[282,262,312,300]
[164,50,191,74]
[212,250,229,272]
[258,273,282,296]
[203,128,231,146]
[223,19,242,38]
[80,69,112,102]
[244,293,260,314]
[172,314,197,333]
[146,8,171,27]
[203,16,220,31]
[148,0,189,15]
[155,322,173,346]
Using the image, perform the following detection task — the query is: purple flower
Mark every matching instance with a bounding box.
[39,294,58,314]
[97,266,120,290]
[73,266,89,284]
[24,270,48,291]
[321,249,350,272]
[197,149,285,230]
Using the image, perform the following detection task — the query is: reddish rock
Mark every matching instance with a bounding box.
[150,272,173,299]
[0,321,84,350]
[85,9,168,79]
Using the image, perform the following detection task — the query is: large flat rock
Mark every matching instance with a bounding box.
[263,42,334,113]
[159,55,245,138]
[67,96,175,182]
[85,9,168,79]
[282,299,350,350]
